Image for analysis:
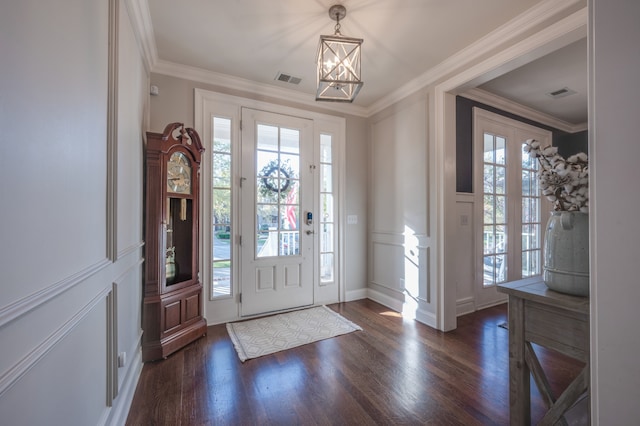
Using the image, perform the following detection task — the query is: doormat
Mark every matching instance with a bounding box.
[226,306,362,362]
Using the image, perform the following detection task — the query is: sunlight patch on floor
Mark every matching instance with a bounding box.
[401,296,418,321]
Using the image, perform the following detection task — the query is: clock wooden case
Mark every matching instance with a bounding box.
[142,122,207,362]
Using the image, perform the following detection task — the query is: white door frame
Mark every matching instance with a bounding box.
[195,89,346,324]
[434,7,587,331]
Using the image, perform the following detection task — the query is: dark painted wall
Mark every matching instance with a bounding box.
[554,130,588,158]
[456,96,588,193]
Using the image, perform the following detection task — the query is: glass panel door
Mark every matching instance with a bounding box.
[474,108,552,308]
[240,108,314,317]
[255,124,300,257]
[521,143,542,277]
[482,133,508,286]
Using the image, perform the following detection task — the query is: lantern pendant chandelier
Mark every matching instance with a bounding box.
[316,4,363,102]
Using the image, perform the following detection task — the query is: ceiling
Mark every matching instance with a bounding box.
[145,0,587,124]
[479,38,587,124]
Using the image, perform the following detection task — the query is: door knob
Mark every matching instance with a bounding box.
[306,230,315,235]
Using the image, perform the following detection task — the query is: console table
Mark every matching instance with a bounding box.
[497,277,589,425]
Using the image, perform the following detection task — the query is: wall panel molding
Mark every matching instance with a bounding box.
[370,231,409,245]
[0,286,111,398]
[117,241,144,260]
[0,259,111,328]
[106,0,119,262]
[106,285,117,406]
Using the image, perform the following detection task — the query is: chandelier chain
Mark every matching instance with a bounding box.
[334,21,342,35]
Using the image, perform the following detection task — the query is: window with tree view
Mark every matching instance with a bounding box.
[521,143,542,277]
[320,134,335,283]
[476,109,549,297]
[212,117,232,298]
[483,133,508,286]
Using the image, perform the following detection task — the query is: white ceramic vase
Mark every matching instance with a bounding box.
[543,211,590,297]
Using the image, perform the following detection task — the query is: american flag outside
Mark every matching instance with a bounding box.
[285,181,297,230]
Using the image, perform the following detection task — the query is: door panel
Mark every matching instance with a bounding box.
[240,108,315,316]
[473,108,551,308]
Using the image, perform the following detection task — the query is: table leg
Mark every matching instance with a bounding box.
[508,296,530,425]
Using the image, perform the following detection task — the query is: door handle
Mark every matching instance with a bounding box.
[306,230,315,235]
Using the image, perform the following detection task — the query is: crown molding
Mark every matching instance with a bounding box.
[126,0,368,116]
[462,88,588,133]
[127,0,585,120]
[124,0,158,73]
[365,0,586,116]
[153,60,370,117]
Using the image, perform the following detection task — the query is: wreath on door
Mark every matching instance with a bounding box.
[258,159,294,199]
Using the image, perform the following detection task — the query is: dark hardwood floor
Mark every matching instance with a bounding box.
[126,300,584,425]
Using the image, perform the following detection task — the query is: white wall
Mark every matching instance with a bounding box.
[343,115,369,299]
[368,93,436,324]
[0,0,148,424]
[589,0,640,423]
[113,1,148,420]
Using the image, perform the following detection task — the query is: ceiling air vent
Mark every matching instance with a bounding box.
[546,87,577,99]
[275,72,302,85]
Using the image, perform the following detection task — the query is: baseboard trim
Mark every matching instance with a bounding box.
[344,288,368,302]
[366,288,404,313]
[415,307,437,329]
[475,297,508,311]
[104,347,143,426]
[456,297,476,317]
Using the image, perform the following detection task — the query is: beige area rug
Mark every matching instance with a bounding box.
[226,306,362,362]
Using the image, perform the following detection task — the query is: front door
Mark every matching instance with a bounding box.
[240,108,315,316]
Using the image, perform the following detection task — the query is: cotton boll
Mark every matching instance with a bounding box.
[556,167,570,178]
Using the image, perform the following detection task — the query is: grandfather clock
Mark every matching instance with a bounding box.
[142,122,207,362]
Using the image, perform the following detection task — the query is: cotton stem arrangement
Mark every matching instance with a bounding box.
[523,139,589,213]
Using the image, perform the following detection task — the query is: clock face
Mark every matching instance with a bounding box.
[167,152,192,194]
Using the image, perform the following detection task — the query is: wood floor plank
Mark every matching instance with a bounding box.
[126,300,583,425]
